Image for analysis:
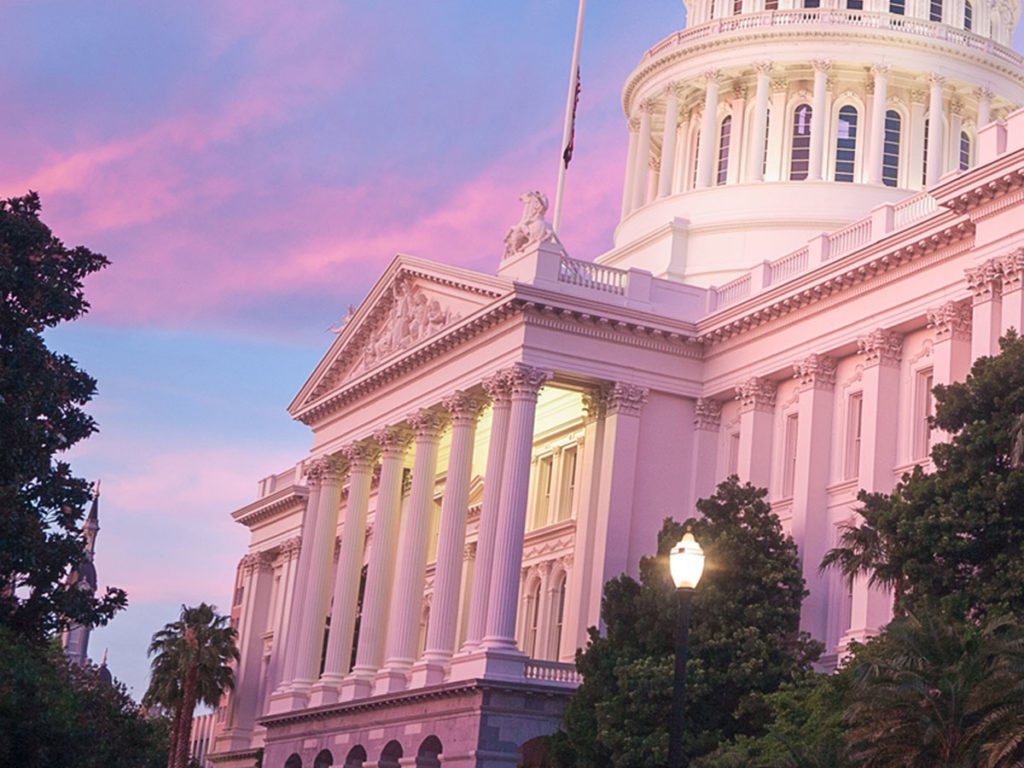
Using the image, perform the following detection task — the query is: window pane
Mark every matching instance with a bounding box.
[890,0,905,14]
[922,117,929,185]
[964,0,973,28]
[847,0,863,8]
[765,0,779,8]
[960,131,971,171]
[790,104,812,180]
[929,0,942,22]
[882,110,901,188]
[835,105,858,182]
[717,116,732,186]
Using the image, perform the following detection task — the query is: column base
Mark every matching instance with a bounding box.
[373,663,410,695]
[265,684,310,715]
[307,674,344,707]
[408,654,450,687]
[447,645,526,683]
[339,668,376,702]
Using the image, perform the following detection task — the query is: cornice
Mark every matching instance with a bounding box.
[696,219,974,345]
[232,487,309,528]
[932,150,1024,216]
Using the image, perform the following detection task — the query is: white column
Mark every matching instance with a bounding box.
[676,110,693,193]
[696,71,720,188]
[926,74,946,186]
[310,442,378,704]
[265,537,300,697]
[909,90,927,189]
[482,364,549,651]
[343,426,412,699]
[725,85,746,186]
[966,260,1004,360]
[632,103,653,210]
[765,78,787,181]
[949,100,964,170]
[413,392,485,685]
[790,355,837,643]
[808,60,830,181]
[867,65,889,185]
[977,86,993,129]
[647,157,660,202]
[844,330,902,645]
[746,63,772,183]
[659,84,680,198]
[460,374,512,651]
[735,377,777,489]
[377,410,448,692]
[621,118,641,219]
[290,456,345,693]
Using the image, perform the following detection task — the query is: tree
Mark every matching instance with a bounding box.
[821,331,1024,619]
[0,191,125,641]
[844,611,1024,768]
[550,478,821,768]
[145,603,239,768]
[0,625,169,768]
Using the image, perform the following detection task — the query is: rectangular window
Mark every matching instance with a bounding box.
[914,369,934,459]
[532,455,553,530]
[845,393,863,479]
[728,431,741,476]
[782,414,799,498]
[557,445,578,521]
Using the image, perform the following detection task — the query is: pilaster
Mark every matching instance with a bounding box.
[735,377,777,489]
[997,249,1024,335]
[965,259,1003,360]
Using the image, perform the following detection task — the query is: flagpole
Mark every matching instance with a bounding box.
[552,0,586,235]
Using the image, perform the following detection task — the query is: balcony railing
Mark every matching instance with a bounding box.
[524,659,582,686]
[559,255,628,295]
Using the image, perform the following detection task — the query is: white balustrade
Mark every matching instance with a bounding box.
[523,659,583,686]
[828,218,871,259]
[558,256,628,295]
[893,192,938,229]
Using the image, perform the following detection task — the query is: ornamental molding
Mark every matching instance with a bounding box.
[940,168,1024,216]
[608,382,649,416]
[793,353,837,390]
[582,387,609,424]
[926,301,972,341]
[694,397,722,430]
[277,536,302,560]
[736,376,777,412]
[857,328,903,367]
[232,489,309,529]
[909,338,934,365]
[964,258,1004,299]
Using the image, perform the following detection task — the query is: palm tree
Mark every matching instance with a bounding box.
[845,612,1024,768]
[144,603,239,768]
[819,517,905,615]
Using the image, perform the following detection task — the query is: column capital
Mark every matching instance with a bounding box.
[481,370,512,402]
[342,441,380,472]
[639,98,655,115]
[241,551,274,576]
[665,82,681,100]
[870,63,890,78]
[442,390,488,425]
[926,301,972,342]
[464,541,477,562]
[910,88,928,105]
[502,363,550,400]
[812,59,832,74]
[857,328,903,368]
[628,116,641,132]
[408,408,450,441]
[996,248,1024,291]
[975,86,995,101]
[965,258,1003,300]
[582,387,608,423]
[373,425,414,457]
[608,382,649,416]
[278,535,301,560]
[703,69,721,85]
[753,60,773,76]
[303,454,346,485]
[694,397,722,430]
[950,98,964,117]
[736,377,777,412]
[928,73,947,89]
[792,354,837,390]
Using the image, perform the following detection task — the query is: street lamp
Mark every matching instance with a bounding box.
[668,530,705,768]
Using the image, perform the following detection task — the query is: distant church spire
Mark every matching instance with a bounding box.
[62,481,101,667]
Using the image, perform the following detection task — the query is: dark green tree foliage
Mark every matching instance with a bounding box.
[0,626,169,768]
[551,478,821,768]
[0,191,125,640]
[822,331,1024,619]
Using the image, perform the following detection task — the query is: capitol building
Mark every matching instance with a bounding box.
[207,1,1024,766]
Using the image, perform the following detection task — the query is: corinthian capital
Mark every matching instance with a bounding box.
[857,329,903,368]
[793,354,837,390]
[442,390,487,425]
[342,440,380,472]
[373,424,414,457]
[503,363,550,399]
[926,301,972,342]
[408,408,450,441]
[303,454,345,485]
[608,383,649,416]
[736,377,777,412]
[964,258,1002,300]
[694,397,722,430]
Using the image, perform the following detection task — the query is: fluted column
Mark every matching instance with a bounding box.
[310,442,378,704]
[460,373,512,651]
[376,410,448,692]
[926,74,946,186]
[414,392,486,685]
[746,63,771,183]
[264,537,301,697]
[632,102,653,210]
[482,364,550,650]
[290,455,346,692]
[735,377,777,489]
[658,85,680,198]
[790,355,837,643]
[765,77,788,181]
[696,71,720,188]
[621,118,641,218]
[808,60,830,181]
[867,65,889,185]
[343,425,412,699]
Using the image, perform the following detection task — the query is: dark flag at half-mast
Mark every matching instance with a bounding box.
[562,67,581,168]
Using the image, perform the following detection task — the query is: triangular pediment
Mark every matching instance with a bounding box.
[290,256,510,416]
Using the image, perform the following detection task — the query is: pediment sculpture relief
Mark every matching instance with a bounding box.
[361,279,461,371]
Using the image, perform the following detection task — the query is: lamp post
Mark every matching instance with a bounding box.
[668,530,705,768]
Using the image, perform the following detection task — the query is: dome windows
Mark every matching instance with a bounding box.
[929,0,943,23]
[717,116,732,185]
[834,106,859,183]
[964,1,973,30]
[790,104,813,180]
[889,0,906,15]
[882,110,902,188]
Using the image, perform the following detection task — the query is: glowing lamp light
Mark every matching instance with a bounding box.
[669,532,705,590]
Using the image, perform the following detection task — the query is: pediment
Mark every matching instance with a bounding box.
[291,256,509,415]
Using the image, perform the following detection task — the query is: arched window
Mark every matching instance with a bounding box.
[380,741,403,768]
[344,747,367,768]
[834,105,859,182]
[790,104,812,180]
[882,110,902,187]
[929,0,942,22]
[889,0,905,14]
[922,117,930,185]
[717,116,732,185]
[314,750,334,768]
[964,0,973,29]
[416,737,443,768]
[960,131,971,170]
[285,755,303,768]
[527,580,542,656]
